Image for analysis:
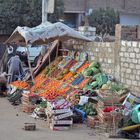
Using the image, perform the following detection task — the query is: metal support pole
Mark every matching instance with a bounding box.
[26,44,34,84]
[42,0,48,23]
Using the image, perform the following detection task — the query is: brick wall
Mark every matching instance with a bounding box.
[64,0,140,14]
[64,0,85,12]
[64,40,140,96]
[121,26,138,41]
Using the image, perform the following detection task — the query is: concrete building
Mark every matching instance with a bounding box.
[64,0,140,27]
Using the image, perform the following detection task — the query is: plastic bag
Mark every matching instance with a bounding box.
[79,96,89,106]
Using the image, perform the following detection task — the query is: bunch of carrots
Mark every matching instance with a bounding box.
[10,81,29,89]
[62,72,73,81]
[76,61,90,73]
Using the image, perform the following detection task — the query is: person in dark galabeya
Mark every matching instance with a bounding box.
[7,55,24,83]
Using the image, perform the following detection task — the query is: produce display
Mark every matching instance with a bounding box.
[58,57,71,69]
[78,78,90,89]
[67,90,80,106]
[56,69,69,80]
[62,72,73,82]
[71,75,84,86]
[10,81,29,89]
[39,80,62,100]
[63,59,77,69]
[82,62,100,77]
[50,68,61,78]
[24,56,114,105]
[70,61,84,72]
[76,62,89,73]
[9,49,134,137]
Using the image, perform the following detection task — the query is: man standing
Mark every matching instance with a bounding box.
[7,55,24,83]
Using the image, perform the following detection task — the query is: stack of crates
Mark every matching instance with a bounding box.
[21,94,36,113]
[45,101,73,131]
[96,89,122,132]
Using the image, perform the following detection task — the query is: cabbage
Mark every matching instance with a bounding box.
[89,62,100,68]
[83,69,93,77]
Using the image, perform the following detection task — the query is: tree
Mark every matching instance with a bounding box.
[0,0,64,34]
[0,0,42,33]
[48,0,64,23]
[89,8,119,37]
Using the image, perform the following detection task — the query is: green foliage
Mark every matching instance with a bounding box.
[0,0,64,33]
[48,0,64,22]
[0,0,42,33]
[89,8,119,37]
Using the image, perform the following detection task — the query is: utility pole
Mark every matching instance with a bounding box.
[42,0,48,23]
[84,0,89,26]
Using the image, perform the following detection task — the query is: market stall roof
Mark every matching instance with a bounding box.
[5,22,52,45]
[36,22,91,44]
[5,22,91,45]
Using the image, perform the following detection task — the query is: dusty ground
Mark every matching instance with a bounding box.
[0,97,127,140]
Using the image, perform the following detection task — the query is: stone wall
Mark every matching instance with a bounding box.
[65,40,140,96]
[119,41,140,94]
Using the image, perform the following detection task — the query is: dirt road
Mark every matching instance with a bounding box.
[0,97,127,140]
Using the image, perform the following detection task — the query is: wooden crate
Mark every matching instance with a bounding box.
[49,119,72,131]
[53,111,73,121]
[46,108,71,115]
[21,103,35,113]
[51,119,73,125]
[97,109,122,123]
[50,125,71,131]
[24,123,36,131]
[86,116,99,128]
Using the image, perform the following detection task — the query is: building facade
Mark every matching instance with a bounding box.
[64,0,140,27]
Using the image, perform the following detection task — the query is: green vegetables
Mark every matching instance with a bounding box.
[37,101,47,108]
[89,62,100,68]
[82,61,100,77]
[76,102,97,116]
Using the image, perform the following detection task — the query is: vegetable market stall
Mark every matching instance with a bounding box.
[5,22,140,138]
[8,49,131,133]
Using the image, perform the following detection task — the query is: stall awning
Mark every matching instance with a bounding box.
[6,22,92,45]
